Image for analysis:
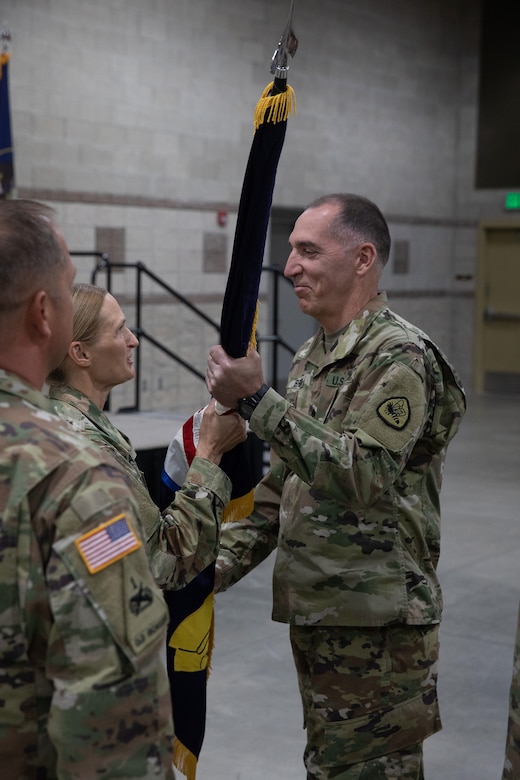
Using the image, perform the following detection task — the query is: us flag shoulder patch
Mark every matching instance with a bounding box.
[75,514,141,574]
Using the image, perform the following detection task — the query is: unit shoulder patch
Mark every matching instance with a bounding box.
[376,397,411,430]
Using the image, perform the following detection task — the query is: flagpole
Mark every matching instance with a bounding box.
[1,22,10,53]
[270,0,298,82]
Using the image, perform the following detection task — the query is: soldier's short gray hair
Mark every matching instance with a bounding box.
[306,193,391,267]
[0,199,67,310]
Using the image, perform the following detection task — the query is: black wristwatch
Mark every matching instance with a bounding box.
[236,384,269,420]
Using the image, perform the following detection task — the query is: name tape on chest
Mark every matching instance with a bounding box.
[75,514,141,574]
[326,372,346,388]
[376,397,411,430]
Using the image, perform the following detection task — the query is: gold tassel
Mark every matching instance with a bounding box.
[254,82,296,130]
[0,52,10,75]
[173,737,198,780]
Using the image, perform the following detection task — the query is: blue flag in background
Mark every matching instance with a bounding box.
[0,51,15,199]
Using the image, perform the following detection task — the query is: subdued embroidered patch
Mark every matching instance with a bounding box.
[376,397,411,430]
[326,372,346,388]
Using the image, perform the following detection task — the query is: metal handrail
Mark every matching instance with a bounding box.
[91,259,221,331]
[70,252,296,411]
[93,259,220,411]
[258,265,296,386]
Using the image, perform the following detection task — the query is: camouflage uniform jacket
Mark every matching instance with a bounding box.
[218,293,466,626]
[503,604,520,779]
[0,369,174,779]
[48,384,232,589]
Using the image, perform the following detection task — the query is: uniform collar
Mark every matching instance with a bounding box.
[48,383,135,459]
[0,368,53,411]
[298,292,388,367]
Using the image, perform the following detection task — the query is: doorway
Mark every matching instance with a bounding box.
[474,220,520,392]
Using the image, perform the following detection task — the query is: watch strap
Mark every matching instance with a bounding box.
[237,383,269,420]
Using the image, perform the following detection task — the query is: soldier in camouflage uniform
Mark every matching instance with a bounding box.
[0,199,243,779]
[503,605,520,779]
[47,283,246,589]
[206,193,466,779]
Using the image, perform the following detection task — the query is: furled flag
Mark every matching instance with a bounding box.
[0,23,14,200]
[159,5,298,778]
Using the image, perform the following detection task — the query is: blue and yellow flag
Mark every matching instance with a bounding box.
[0,49,15,199]
[160,11,297,779]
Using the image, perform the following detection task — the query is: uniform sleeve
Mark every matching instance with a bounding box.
[157,455,232,589]
[66,417,231,590]
[217,450,285,592]
[32,459,174,779]
[249,346,432,511]
[56,412,233,591]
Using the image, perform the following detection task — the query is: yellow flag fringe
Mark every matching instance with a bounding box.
[254,82,296,130]
[222,489,255,523]
[173,736,198,780]
[171,611,215,779]
[247,301,260,353]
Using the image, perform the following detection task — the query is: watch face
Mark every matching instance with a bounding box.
[238,385,268,420]
[238,398,253,420]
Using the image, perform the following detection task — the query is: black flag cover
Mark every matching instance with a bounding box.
[160,6,297,778]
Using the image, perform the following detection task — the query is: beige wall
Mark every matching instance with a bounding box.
[1,0,501,408]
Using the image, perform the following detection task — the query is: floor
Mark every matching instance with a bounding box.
[114,390,520,779]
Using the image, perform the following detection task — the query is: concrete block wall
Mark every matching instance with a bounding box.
[107,297,269,417]
[2,0,502,405]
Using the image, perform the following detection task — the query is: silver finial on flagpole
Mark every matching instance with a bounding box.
[1,22,11,53]
[270,0,298,80]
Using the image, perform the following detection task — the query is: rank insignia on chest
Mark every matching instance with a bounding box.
[376,397,411,429]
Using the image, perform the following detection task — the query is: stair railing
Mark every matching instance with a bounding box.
[70,253,296,412]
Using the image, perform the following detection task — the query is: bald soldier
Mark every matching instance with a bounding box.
[206,193,466,780]
[0,199,245,778]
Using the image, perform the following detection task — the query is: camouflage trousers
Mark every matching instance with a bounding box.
[502,604,520,780]
[290,623,441,780]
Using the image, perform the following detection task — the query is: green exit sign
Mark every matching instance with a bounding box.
[505,192,520,209]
